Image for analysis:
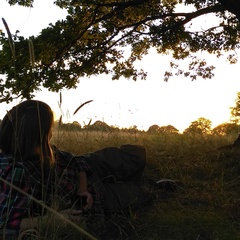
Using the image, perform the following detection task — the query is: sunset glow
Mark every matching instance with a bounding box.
[1,1,240,133]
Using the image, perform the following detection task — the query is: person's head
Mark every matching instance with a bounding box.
[0,100,54,166]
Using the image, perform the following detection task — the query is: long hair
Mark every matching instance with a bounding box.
[0,100,54,171]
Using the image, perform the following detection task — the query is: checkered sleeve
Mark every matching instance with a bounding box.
[0,164,30,232]
[52,146,91,202]
[52,145,93,175]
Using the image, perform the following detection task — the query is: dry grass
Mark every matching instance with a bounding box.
[48,128,240,240]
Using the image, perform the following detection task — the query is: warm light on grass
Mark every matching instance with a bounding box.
[49,127,240,239]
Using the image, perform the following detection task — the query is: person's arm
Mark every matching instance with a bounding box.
[20,217,39,231]
[53,147,93,211]
[0,165,30,232]
[76,171,93,212]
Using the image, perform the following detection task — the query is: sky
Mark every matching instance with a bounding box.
[0,0,240,133]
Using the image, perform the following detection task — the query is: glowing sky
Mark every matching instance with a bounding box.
[1,0,240,132]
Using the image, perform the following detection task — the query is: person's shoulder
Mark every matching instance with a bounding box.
[0,154,23,166]
[0,154,25,179]
[0,153,13,168]
[0,152,12,159]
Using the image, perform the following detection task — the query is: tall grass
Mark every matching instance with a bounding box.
[50,128,240,240]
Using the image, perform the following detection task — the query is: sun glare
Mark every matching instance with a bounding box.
[0,1,240,133]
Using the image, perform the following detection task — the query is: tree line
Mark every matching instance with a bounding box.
[53,92,240,135]
[1,92,240,135]
[54,119,240,135]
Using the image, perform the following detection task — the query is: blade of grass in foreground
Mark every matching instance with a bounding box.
[73,100,93,115]
[2,18,15,60]
[0,176,97,240]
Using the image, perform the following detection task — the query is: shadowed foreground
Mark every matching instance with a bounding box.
[19,130,240,240]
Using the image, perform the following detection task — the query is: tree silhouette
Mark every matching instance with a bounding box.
[184,117,212,134]
[85,120,112,131]
[212,122,240,135]
[147,124,161,134]
[230,92,240,125]
[159,125,179,134]
[1,0,240,102]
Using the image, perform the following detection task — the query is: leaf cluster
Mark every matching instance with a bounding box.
[230,92,240,124]
[183,117,212,134]
[1,0,240,102]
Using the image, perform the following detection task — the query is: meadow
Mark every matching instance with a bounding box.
[43,128,240,240]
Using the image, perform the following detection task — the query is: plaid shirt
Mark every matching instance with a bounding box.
[0,146,104,234]
[0,154,32,232]
[52,146,104,215]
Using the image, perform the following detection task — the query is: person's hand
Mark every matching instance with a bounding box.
[78,191,93,212]
[60,208,83,222]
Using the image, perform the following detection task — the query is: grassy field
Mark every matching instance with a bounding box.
[44,129,240,240]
